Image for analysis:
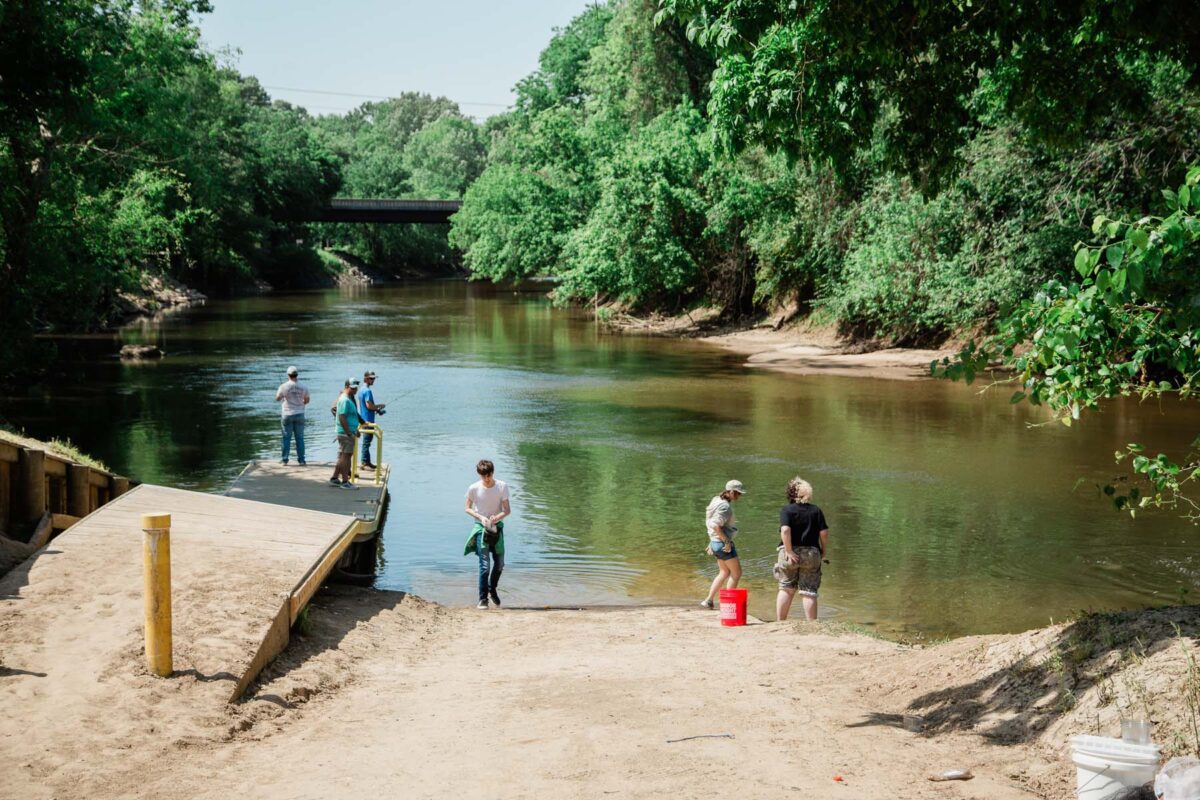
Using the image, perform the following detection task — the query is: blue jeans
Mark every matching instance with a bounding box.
[476,533,504,601]
[360,431,374,463]
[281,415,305,463]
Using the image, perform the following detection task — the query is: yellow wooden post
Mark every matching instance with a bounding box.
[141,512,173,677]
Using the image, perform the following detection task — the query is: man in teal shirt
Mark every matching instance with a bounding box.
[330,378,360,489]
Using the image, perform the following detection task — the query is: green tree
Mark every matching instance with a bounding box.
[659,0,1200,184]
[403,116,486,199]
[938,169,1200,515]
[560,103,713,308]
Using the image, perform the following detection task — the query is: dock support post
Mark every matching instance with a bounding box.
[68,464,91,517]
[17,448,45,526]
[141,512,173,677]
[110,476,130,499]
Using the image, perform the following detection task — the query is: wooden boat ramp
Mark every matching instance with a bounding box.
[0,460,389,702]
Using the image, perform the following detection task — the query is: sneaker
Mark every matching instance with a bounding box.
[700,599,715,609]
[360,462,376,471]
[489,589,501,607]
[297,460,307,466]
[476,600,488,609]
[329,478,341,487]
[281,459,289,465]
[339,480,358,490]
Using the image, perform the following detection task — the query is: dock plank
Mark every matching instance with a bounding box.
[226,461,388,530]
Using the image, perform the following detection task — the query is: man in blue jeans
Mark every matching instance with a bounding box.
[275,366,310,465]
[462,459,511,609]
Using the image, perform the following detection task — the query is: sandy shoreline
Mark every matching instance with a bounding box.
[3,583,1195,800]
[700,326,957,381]
[604,308,960,380]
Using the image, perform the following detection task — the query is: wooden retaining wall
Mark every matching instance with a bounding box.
[0,440,131,545]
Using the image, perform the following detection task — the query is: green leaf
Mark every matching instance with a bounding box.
[1009,391,1025,404]
[1111,268,1127,292]
[1105,245,1124,267]
[1130,228,1150,250]
[1181,185,1192,209]
[1127,261,1144,292]
[1074,248,1091,277]
[1188,166,1200,187]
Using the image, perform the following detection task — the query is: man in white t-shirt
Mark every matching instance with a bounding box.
[274,366,310,465]
[463,459,511,609]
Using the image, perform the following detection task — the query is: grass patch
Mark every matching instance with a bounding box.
[317,248,346,276]
[293,605,314,637]
[0,427,110,472]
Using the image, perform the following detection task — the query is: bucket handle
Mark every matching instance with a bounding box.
[1076,763,1111,796]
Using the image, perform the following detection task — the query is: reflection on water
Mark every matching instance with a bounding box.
[3,281,1198,638]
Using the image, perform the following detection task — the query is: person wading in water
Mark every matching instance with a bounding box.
[773,477,829,621]
[700,479,746,609]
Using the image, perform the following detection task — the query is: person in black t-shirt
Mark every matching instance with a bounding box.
[772,477,829,621]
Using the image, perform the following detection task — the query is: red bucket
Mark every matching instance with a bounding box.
[719,588,748,627]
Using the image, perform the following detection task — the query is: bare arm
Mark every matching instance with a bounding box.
[338,413,352,437]
[275,386,286,402]
[819,529,829,559]
[780,525,799,562]
[303,388,310,405]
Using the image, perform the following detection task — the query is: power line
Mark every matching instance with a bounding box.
[262,84,509,108]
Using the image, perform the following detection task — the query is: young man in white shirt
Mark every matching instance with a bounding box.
[274,366,310,465]
[463,459,511,609]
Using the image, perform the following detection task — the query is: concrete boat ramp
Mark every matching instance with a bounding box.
[0,462,388,703]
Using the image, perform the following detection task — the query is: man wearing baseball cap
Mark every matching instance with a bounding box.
[358,370,385,471]
[274,366,310,465]
[330,378,360,489]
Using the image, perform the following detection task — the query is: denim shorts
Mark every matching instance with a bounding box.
[710,539,738,561]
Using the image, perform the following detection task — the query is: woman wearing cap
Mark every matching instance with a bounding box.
[700,479,746,609]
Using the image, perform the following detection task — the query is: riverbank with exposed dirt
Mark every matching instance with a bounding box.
[600,305,962,380]
[1,582,1195,800]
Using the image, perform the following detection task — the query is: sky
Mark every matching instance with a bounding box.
[198,1,595,118]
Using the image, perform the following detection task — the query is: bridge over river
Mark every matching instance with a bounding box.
[304,198,461,224]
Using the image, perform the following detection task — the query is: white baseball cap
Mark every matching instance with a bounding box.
[286,366,298,376]
[725,479,747,494]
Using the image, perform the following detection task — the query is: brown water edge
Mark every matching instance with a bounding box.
[1,280,1197,640]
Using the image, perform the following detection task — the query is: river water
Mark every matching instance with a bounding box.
[4,282,1197,637]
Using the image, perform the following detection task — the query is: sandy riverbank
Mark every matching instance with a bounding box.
[2,585,1195,800]
[604,307,961,380]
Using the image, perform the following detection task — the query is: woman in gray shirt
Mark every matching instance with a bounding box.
[700,479,746,609]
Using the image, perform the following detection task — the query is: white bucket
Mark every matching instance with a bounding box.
[1071,735,1160,800]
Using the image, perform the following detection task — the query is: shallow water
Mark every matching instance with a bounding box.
[4,281,1197,637]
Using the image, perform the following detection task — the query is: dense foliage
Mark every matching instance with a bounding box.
[310,95,485,272]
[0,1,488,376]
[450,0,1200,348]
[0,0,342,374]
[449,0,1200,514]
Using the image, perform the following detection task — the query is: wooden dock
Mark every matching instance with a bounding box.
[0,462,389,702]
[226,461,390,538]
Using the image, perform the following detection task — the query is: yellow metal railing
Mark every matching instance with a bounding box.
[351,422,384,485]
